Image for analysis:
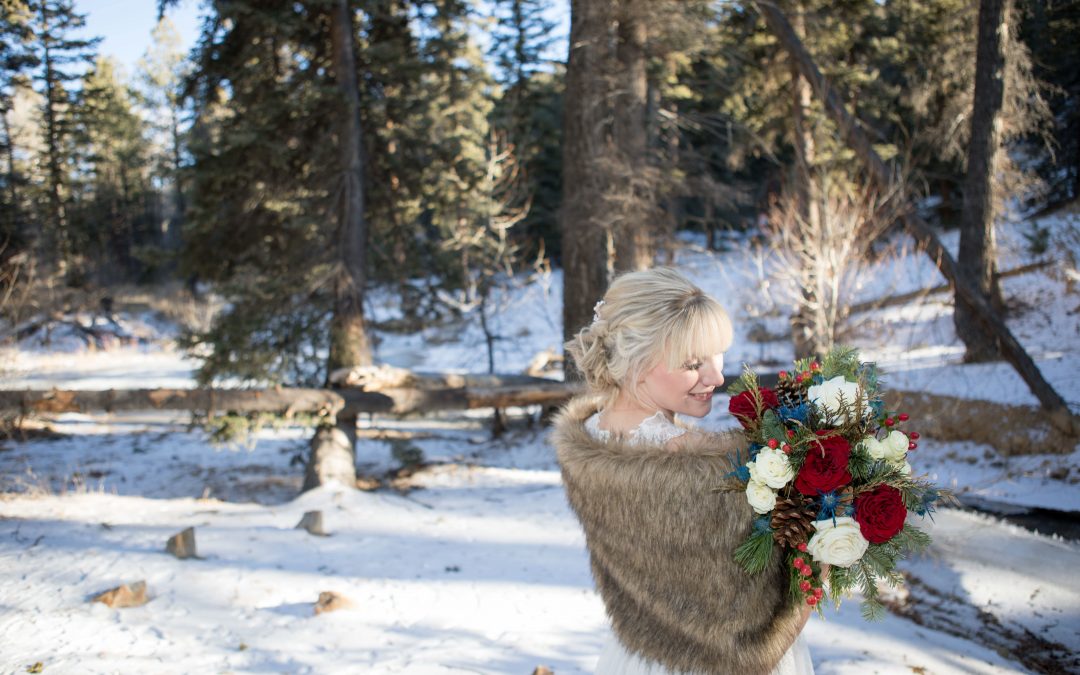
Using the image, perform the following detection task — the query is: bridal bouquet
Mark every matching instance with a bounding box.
[724,346,942,619]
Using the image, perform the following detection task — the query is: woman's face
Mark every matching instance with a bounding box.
[637,352,725,418]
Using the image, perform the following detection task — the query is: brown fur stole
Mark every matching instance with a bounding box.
[552,395,805,675]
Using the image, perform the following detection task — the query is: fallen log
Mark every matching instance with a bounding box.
[0,380,582,417]
[0,388,345,417]
[848,260,1053,315]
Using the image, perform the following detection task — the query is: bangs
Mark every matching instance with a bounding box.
[662,298,733,369]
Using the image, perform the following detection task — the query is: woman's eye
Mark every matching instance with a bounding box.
[684,361,702,370]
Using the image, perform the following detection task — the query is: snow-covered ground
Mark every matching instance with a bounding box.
[1,211,1079,673]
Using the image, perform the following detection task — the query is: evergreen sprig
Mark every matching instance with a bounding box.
[734,527,775,575]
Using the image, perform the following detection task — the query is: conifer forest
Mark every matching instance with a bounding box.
[1,1,1079,673]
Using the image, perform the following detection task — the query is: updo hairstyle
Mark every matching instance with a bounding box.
[565,267,733,405]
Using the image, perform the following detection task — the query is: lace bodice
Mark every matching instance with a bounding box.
[584,411,687,446]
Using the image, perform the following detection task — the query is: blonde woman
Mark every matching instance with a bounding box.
[552,267,814,675]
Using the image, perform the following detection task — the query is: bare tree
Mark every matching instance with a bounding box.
[761,172,899,356]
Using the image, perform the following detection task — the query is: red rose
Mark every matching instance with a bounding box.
[794,432,852,495]
[853,484,907,543]
[728,387,780,429]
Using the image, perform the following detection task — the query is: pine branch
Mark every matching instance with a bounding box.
[734,528,775,575]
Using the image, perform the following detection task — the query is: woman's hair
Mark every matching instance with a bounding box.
[565,267,733,404]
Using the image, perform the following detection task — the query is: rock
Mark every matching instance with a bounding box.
[165,527,198,559]
[314,591,353,615]
[92,580,149,608]
[296,510,328,536]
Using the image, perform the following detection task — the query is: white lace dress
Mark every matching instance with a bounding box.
[585,411,815,675]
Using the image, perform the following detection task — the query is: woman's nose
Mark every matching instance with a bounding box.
[701,356,725,387]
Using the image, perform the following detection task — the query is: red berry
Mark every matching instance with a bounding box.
[908,441,917,450]
[799,580,811,592]
[810,361,820,371]
[793,557,805,567]
[780,370,789,379]
[884,417,895,426]
[898,413,909,422]
[787,429,796,439]
[800,566,812,577]
[807,596,818,606]
[768,438,779,450]
[814,587,824,598]
[797,542,808,552]
[910,431,920,440]
[782,443,792,454]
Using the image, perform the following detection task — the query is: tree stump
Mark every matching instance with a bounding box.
[92,580,149,608]
[295,510,328,536]
[165,527,198,559]
[303,414,357,491]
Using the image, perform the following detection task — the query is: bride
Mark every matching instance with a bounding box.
[552,267,815,675]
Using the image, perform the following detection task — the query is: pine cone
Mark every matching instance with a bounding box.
[771,493,816,548]
[774,377,806,410]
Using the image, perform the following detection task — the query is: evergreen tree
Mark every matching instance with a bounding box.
[180,0,351,385]
[70,56,154,281]
[28,0,99,276]
[135,17,190,260]
[487,0,561,261]
[0,0,37,251]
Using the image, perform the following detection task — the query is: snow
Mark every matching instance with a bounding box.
[2,211,1079,673]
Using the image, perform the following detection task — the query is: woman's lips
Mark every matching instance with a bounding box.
[689,390,714,402]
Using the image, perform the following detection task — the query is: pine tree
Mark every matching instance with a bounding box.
[135,17,189,261]
[487,0,560,261]
[180,0,351,385]
[28,0,99,276]
[0,0,37,251]
[70,56,153,281]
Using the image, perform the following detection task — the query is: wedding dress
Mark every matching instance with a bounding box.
[584,411,815,675]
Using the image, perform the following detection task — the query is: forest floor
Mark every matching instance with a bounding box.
[1,211,1078,674]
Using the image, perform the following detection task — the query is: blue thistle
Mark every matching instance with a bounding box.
[777,402,809,424]
[815,490,844,524]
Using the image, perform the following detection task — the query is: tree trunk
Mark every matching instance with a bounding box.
[955,0,1010,362]
[304,418,358,491]
[754,0,1077,434]
[39,7,70,273]
[327,0,372,377]
[318,0,372,491]
[612,0,652,272]
[788,2,819,360]
[561,0,615,379]
[1,109,20,238]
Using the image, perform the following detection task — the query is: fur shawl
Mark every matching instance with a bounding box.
[552,395,804,675]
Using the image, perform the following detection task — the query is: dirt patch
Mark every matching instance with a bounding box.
[886,390,1077,456]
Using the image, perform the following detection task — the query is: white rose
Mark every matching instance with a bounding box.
[807,376,866,424]
[883,430,909,462]
[745,479,777,514]
[895,460,912,477]
[753,446,795,489]
[860,436,887,460]
[806,516,870,568]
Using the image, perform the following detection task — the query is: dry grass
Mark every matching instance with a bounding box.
[886,389,1077,456]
